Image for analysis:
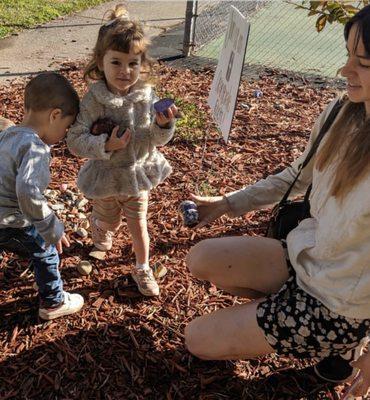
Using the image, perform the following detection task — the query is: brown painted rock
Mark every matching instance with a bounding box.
[91,117,116,136]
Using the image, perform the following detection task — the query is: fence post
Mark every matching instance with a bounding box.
[183,0,198,56]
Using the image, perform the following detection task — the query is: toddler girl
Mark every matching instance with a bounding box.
[67,4,177,296]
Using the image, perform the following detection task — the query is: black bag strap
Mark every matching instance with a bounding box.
[279,99,343,205]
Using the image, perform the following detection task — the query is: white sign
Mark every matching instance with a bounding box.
[208,6,250,143]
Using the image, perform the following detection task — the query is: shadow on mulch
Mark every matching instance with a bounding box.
[0,272,153,334]
[247,366,339,400]
[0,244,343,399]
[0,330,341,400]
[0,319,242,399]
[0,322,177,399]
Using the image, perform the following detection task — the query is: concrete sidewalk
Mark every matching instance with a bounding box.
[0,1,186,85]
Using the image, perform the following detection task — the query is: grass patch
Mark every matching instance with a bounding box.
[175,99,205,143]
[159,93,206,143]
[0,0,111,39]
[196,180,218,196]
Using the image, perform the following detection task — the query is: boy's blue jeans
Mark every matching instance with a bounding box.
[0,225,64,307]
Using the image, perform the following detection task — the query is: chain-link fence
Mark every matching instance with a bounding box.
[186,0,346,79]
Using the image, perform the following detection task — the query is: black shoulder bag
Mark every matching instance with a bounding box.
[266,100,343,240]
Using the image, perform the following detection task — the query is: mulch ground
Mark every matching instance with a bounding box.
[0,62,348,400]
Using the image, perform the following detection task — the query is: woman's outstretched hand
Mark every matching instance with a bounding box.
[190,193,230,228]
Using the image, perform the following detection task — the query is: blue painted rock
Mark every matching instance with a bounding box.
[180,200,199,227]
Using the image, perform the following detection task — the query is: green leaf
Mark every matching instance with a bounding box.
[338,15,350,24]
[308,9,319,16]
[327,12,335,23]
[327,2,341,11]
[316,14,327,32]
[309,1,322,11]
[333,8,345,19]
[343,5,360,14]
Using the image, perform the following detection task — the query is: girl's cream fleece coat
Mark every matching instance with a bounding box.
[67,80,174,199]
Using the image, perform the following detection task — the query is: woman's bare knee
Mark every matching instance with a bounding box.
[185,303,274,361]
[186,239,214,280]
[185,317,214,360]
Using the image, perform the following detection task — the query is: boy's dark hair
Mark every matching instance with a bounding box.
[24,72,79,116]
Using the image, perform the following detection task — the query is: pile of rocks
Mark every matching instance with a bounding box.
[45,185,90,239]
[45,185,94,275]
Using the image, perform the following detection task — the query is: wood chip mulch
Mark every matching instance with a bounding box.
[0,62,347,400]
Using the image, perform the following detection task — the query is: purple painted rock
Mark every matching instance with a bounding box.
[154,98,174,117]
[153,98,183,119]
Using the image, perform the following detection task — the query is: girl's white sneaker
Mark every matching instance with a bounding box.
[131,268,160,296]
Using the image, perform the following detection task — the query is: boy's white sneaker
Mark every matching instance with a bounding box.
[131,268,160,297]
[39,292,84,320]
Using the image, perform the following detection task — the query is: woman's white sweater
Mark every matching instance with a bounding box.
[226,99,370,319]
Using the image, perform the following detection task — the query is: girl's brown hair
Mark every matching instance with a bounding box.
[84,4,153,82]
[316,7,370,200]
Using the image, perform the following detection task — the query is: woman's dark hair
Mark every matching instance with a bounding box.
[344,5,370,56]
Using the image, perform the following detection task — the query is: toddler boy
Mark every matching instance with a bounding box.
[0,72,84,320]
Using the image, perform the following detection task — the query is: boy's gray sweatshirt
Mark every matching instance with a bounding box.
[0,126,64,244]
